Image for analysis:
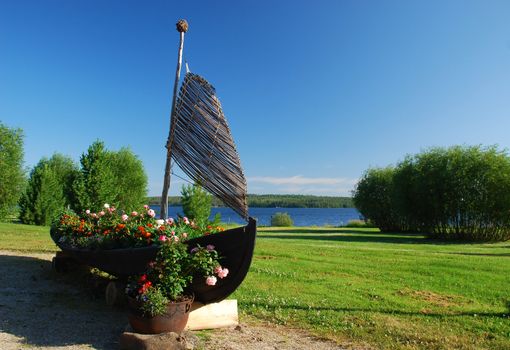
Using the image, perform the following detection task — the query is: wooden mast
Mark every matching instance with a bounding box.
[160,19,188,219]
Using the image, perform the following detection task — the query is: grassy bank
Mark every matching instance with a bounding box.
[0,222,508,349]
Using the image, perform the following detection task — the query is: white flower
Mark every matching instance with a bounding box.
[155,219,165,228]
[104,203,110,209]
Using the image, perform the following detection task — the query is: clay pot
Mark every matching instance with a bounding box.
[127,295,193,334]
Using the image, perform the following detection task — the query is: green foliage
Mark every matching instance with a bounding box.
[0,122,25,220]
[248,194,353,208]
[355,145,510,241]
[19,154,78,225]
[139,287,168,317]
[72,141,117,212]
[271,212,294,226]
[352,167,403,232]
[71,141,147,213]
[343,219,376,228]
[126,242,226,316]
[180,183,214,225]
[109,147,148,211]
[146,194,354,208]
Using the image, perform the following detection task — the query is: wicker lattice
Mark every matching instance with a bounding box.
[171,73,248,219]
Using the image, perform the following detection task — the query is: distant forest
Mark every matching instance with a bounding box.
[147,194,353,208]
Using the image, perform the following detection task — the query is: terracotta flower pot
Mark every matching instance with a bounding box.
[127,295,194,334]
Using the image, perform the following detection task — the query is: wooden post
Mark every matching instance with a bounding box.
[160,19,188,219]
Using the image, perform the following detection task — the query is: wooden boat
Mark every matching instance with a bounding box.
[51,217,256,304]
[52,20,256,305]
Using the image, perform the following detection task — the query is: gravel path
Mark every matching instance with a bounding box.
[0,251,345,350]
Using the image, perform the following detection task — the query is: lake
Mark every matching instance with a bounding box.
[151,205,362,227]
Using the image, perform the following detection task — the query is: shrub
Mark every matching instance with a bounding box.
[0,122,25,220]
[352,167,405,232]
[19,154,78,225]
[271,212,294,226]
[109,147,148,211]
[393,145,510,241]
[71,141,147,213]
[72,141,117,212]
[344,219,376,228]
[356,145,510,241]
[181,183,219,226]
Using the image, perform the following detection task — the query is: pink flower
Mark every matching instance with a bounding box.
[171,231,176,236]
[99,211,105,217]
[166,218,174,225]
[206,244,215,251]
[183,217,190,224]
[85,209,90,215]
[182,232,188,238]
[218,268,229,279]
[214,266,223,274]
[91,213,98,218]
[144,204,149,210]
[147,209,156,218]
[158,235,168,242]
[205,276,217,286]
[131,211,138,216]
[121,214,129,221]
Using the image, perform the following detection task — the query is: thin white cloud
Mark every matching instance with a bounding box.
[248,175,357,186]
[247,175,357,196]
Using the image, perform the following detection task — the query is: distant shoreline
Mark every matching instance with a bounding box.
[146,194,354,209]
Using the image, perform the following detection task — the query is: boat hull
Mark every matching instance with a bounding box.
[51,218,257,304]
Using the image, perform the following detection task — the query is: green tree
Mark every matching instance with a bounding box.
[393,145,510,240]
[181,183,213,226]
[353,167,404,232]
[19,154,78,225]
[0,122,25,220]
[109,147,148,211]
[72,141,117,212]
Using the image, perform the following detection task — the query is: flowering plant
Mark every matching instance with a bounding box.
[51,204,225,249]
[125,240,229,317]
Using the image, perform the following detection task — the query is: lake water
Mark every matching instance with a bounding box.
[151,205,362,227]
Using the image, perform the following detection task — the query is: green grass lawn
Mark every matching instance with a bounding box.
[0,222,57,252]
[1,222,509,349]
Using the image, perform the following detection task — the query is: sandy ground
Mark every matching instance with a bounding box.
[0,250,345,350]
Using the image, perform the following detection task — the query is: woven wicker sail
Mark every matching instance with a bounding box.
[171,73,248,219]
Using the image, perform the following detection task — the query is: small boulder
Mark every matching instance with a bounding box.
[119,330,187,350]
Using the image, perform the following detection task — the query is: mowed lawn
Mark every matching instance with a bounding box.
[1,222,509,349]
[233,227,510,349]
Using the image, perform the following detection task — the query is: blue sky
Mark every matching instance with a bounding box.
[1,1,509,196]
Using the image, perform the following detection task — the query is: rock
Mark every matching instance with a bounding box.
[119,330,188,350]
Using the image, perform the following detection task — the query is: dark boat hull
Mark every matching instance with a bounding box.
[52,218,257,304]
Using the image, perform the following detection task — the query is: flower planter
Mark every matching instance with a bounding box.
[127,295,194,334]
[52,217,257,304]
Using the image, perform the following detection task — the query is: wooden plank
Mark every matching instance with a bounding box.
[185,299,238,330]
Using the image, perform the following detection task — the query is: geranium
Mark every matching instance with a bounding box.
[125,240,228,317]
[51,204,225,250]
